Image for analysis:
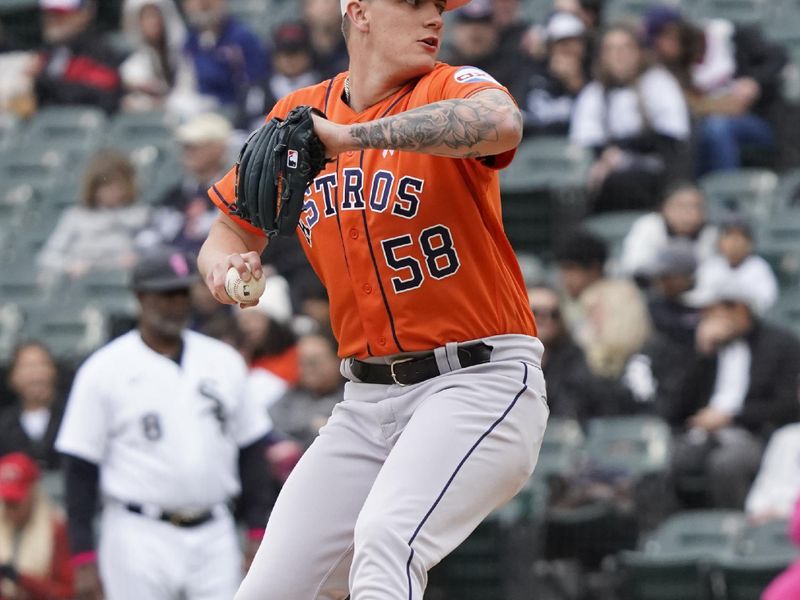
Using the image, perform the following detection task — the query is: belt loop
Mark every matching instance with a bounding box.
[340,358,361,382]
[433,346,450,375]
[445,342,462,371]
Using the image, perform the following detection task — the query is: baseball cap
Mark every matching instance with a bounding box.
[132,247,198,293]
[0,453,40,503]
[40,0,86,12]
[643,4,683,46]
[273,22,311,54]
[340,0,472,15]
[175,113,232,146]
[546,12,586,42]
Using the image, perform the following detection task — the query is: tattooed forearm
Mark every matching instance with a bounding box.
[348,89,522,158]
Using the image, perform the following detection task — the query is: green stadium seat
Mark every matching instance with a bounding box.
[3,221,59,267]
[66,270,137,317]
[757,210,800,289]
[584,415,672,476]
[716,519,798,600]
[0,264,51,306]
[0,146,65,187]
[23,105,107,152]
[40,470,65,506]
[22,303,108,362]
[619,510,748,600]
[0,304,23,366]
[106,111,176,148]
[699,168,779,225]
[604,0,653,22]
[775,169,800,210]
[690,0,768,26]
[772,289,800,337]
[502,137,592,192]
[0,113,22,151]
[583,210,649,268]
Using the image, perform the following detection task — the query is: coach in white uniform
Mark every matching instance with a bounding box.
[55,247,273,600]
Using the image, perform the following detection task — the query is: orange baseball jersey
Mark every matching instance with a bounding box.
[210,63,537,359]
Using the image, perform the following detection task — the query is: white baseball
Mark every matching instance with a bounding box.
[224,266,266,304]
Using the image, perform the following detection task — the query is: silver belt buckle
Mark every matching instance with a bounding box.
[390,357,414,386]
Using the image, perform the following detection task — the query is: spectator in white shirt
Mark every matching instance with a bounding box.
[746,423,800,523]
[621,182,718,279]
[692,213,778,315]
[570,23,691,212]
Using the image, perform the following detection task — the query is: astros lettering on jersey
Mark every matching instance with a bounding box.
[210,63,537,358]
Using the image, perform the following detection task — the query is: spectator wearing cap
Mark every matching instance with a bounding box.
[0,453,74,600]
[120,0,205,117]
[442,0,528,104]
[620,182,718,280]
[37,149,150,281]
[55,246,275,600]
[34,0,125,113]
[693,213,778,315]
[260,22,320,121]
[554,229,608,332]
[668,281,800,509]
[303,0,348,80]
[643,4,788,174]
[138,112,233,257]
[521,11,588,137]
[570,23,691,212]
[0,343,65,472]
[645,241,703,348]
[181,0,269,128]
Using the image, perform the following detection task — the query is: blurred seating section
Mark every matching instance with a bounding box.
[2,0,800,599]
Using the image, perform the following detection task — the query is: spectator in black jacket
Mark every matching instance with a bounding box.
[668,282,800,509]
[521,11,588,137]
[0,343,65,471]
[644,5,787,174]
[35,0,124,113]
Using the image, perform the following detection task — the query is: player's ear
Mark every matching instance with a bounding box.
[345,1,370,34]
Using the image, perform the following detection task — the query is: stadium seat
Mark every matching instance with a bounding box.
[0,263,51,306]
[0,146,65,187]
[583,210,649,270]
[22,303,108,363]
[619,510,748,600]
[23,105,107,152]
[716,519,798,600]
[106,111,176,148]
[66,270,137,316]
[0,304,23,366]
[772,289,800,337]
[501,137,592,193]
[775,169,800,210]
[604,0,653,22]
[40,470,65,506]
[699,168,779,225]
[584,415,672,477]
[757,210,800,289]
[0,113,21,151]
[690,0,768,26]
[3,221,59,267]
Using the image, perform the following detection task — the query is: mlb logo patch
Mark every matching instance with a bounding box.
[287,150,298,169]
[453,67,498,85]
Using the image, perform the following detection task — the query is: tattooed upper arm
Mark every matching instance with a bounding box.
[348,89,523,158]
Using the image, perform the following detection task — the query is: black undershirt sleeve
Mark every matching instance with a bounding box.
[237,436,277,530]
[62,454,100,555]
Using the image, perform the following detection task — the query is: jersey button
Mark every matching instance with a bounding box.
[349,228,359,239]
[362,283,372,294]
[378,336,387,346]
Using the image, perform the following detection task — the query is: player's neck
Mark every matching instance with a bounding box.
[345,66,404,113]
[139,328,184,362]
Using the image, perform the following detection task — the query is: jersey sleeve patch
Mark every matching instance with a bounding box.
[453,67,499,85]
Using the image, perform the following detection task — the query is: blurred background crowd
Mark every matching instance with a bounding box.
[1,0,800,598]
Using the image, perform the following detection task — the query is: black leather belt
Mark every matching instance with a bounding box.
[350,342,493,386]
[124,503,214,528]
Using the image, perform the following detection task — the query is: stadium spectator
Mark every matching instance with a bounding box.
[0,343,65,471]
[137,112,232,256]
[259,22,320,123]
[620,182,718,279]
[36,150,150,280]
[762,497,800,600]
[643,5,788,174]
[644,242,702,349]
[120,0,206,117]
[492,0,531,57]
[554,229,607,332]
[0,452,74,600]
[668,282,800,509]
[34,0,124,113]
[693,213,778,315]
[181,0,269,128]
[746,423,800,522]
[570,23,691,212]
[268,332,344,449]
[529,284,631,422]
[521,11,588,137]
[303,0,348,80]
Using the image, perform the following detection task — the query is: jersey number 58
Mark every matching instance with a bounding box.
[380,225,460,294]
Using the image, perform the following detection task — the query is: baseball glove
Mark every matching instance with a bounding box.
[232,106,330,237]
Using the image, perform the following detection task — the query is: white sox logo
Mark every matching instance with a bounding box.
[287,150,298,169]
